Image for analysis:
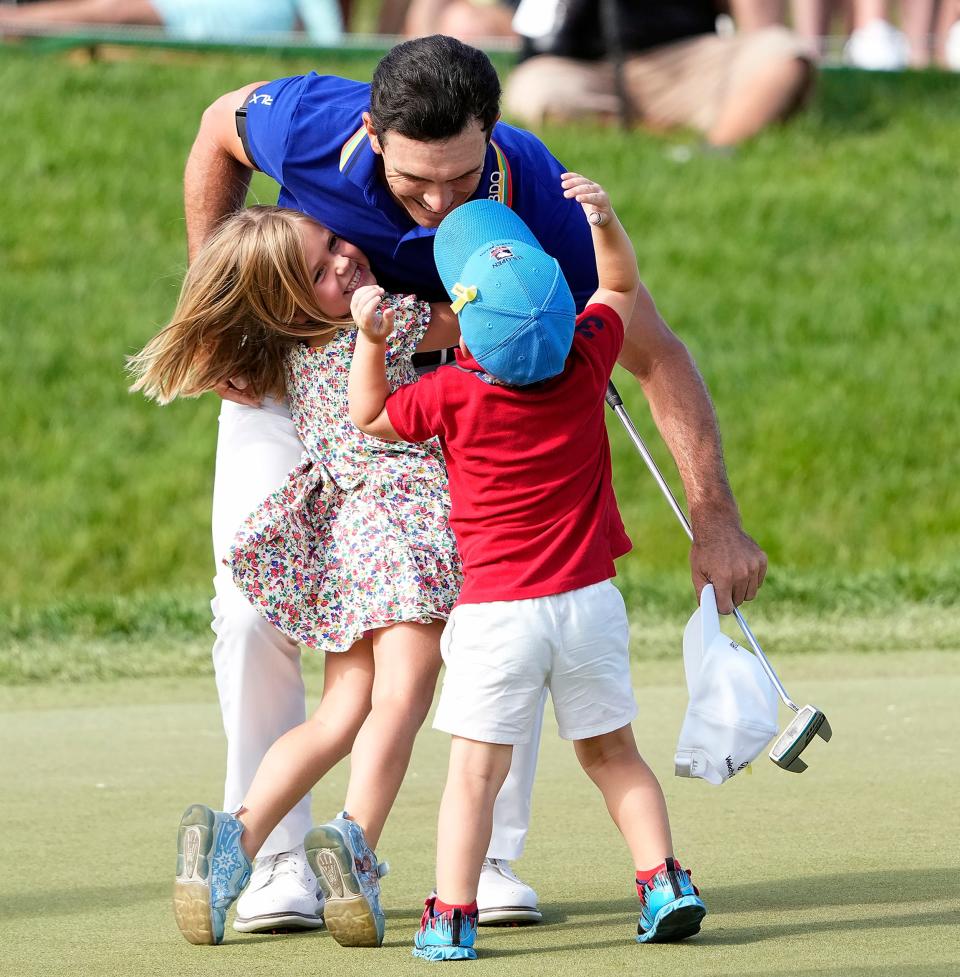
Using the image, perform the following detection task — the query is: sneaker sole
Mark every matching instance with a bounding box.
[412,944,478,961]
[304,825,381,948]
[233,911,325,933]
[477,905,543,926]
[637,896,706,944]
[173,804,218,945]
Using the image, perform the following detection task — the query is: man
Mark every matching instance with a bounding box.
[185,33,766,934]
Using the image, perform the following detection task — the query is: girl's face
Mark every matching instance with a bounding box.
[300,220,377,319]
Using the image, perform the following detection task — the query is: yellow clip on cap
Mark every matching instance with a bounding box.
[450,283,478,314]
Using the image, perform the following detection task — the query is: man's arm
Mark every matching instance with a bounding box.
[182,81,267,405]
[619,290,767,613]
[184,82,266,263]
[417,302,461,352]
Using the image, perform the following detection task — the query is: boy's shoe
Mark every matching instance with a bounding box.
[304,811,388,947]
[173,804,252,945]
[636,857,706,944]
[233,844,325,933]
[477,858,542,924]
[412,895,478,961]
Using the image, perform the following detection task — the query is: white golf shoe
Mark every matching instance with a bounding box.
[476,858,542,925]
[233,844,325,933]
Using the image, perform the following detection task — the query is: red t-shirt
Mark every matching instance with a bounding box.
[385,303,632,605]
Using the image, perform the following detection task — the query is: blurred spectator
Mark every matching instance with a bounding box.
[0,0,344,42]
[938,0,960,68]
[501,1,814,147]
[791,1,956,70]
[402,0,518,40]
[841,1,929,68]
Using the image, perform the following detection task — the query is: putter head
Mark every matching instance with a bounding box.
[769,704,832,773]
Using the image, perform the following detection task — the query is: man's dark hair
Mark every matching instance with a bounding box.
[369,35,501,143]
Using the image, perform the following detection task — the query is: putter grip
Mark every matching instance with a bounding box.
[605,381,624,409]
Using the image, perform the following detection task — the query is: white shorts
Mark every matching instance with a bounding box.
[433,580,637,745]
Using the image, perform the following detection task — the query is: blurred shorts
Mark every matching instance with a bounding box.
[152,0,341,43]
[504,26,813,133]
[433,580,637,745]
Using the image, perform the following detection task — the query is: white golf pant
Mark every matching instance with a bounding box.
[211,399,542,860]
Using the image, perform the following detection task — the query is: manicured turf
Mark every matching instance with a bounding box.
[2,650,958,977]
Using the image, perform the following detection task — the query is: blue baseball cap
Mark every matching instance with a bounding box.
[434,199,576,386]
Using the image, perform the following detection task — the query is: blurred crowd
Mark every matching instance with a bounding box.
[2,0,958,147]
[397,1,960,71]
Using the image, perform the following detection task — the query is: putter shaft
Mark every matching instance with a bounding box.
[604,383,800,714]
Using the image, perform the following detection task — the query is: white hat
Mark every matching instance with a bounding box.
[674,584,778,785]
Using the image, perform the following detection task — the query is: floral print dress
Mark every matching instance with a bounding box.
[227,293,462,653]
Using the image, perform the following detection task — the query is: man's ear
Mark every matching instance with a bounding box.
[362,112,383,156]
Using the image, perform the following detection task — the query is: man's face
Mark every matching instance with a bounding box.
[363,113,492,228]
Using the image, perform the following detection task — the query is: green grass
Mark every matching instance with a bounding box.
[1,572,958,684]
[3,650,959,976]
[1,49,959,648]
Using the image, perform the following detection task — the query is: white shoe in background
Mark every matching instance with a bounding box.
[233,845,325,933]
[844,19,909,71]
[477,858,543,925]
[945,21,960,71]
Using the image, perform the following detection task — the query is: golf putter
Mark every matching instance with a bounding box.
[605,382,832,772]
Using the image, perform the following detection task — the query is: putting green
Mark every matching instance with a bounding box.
[2,650,958,977]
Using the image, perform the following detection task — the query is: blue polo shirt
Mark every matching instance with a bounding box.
[241,73,598,308]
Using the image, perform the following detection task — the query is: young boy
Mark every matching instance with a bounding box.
[348,173,706,961]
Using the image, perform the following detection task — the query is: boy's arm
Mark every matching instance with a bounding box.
[348,286,403,441]
[560,173,639,325]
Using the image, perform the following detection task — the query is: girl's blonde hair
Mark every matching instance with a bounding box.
[128,206,346,404]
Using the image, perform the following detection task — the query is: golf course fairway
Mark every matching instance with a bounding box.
[3,649,957,977]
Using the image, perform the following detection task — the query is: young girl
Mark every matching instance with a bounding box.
[129,206,462,949]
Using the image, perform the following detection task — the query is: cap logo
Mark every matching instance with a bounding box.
[489,245,514,261]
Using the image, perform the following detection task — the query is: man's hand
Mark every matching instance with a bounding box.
[351,285,396,343]
[214,376,261,408]
[690,521,767,614]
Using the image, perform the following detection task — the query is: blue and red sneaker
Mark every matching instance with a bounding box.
[412,895,478,961]
[636,857,706,944]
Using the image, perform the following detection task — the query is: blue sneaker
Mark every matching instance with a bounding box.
[636,857,706,944]
[173,804,252,945]
[413,895,478,961]
[304,811,388,947]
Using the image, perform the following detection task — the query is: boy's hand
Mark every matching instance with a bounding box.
[561,172,612,227]
[351,285,395,343]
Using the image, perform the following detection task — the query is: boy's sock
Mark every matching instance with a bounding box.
[434,898,479,916]
[636,858,700,899]
[636,861,669,892]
